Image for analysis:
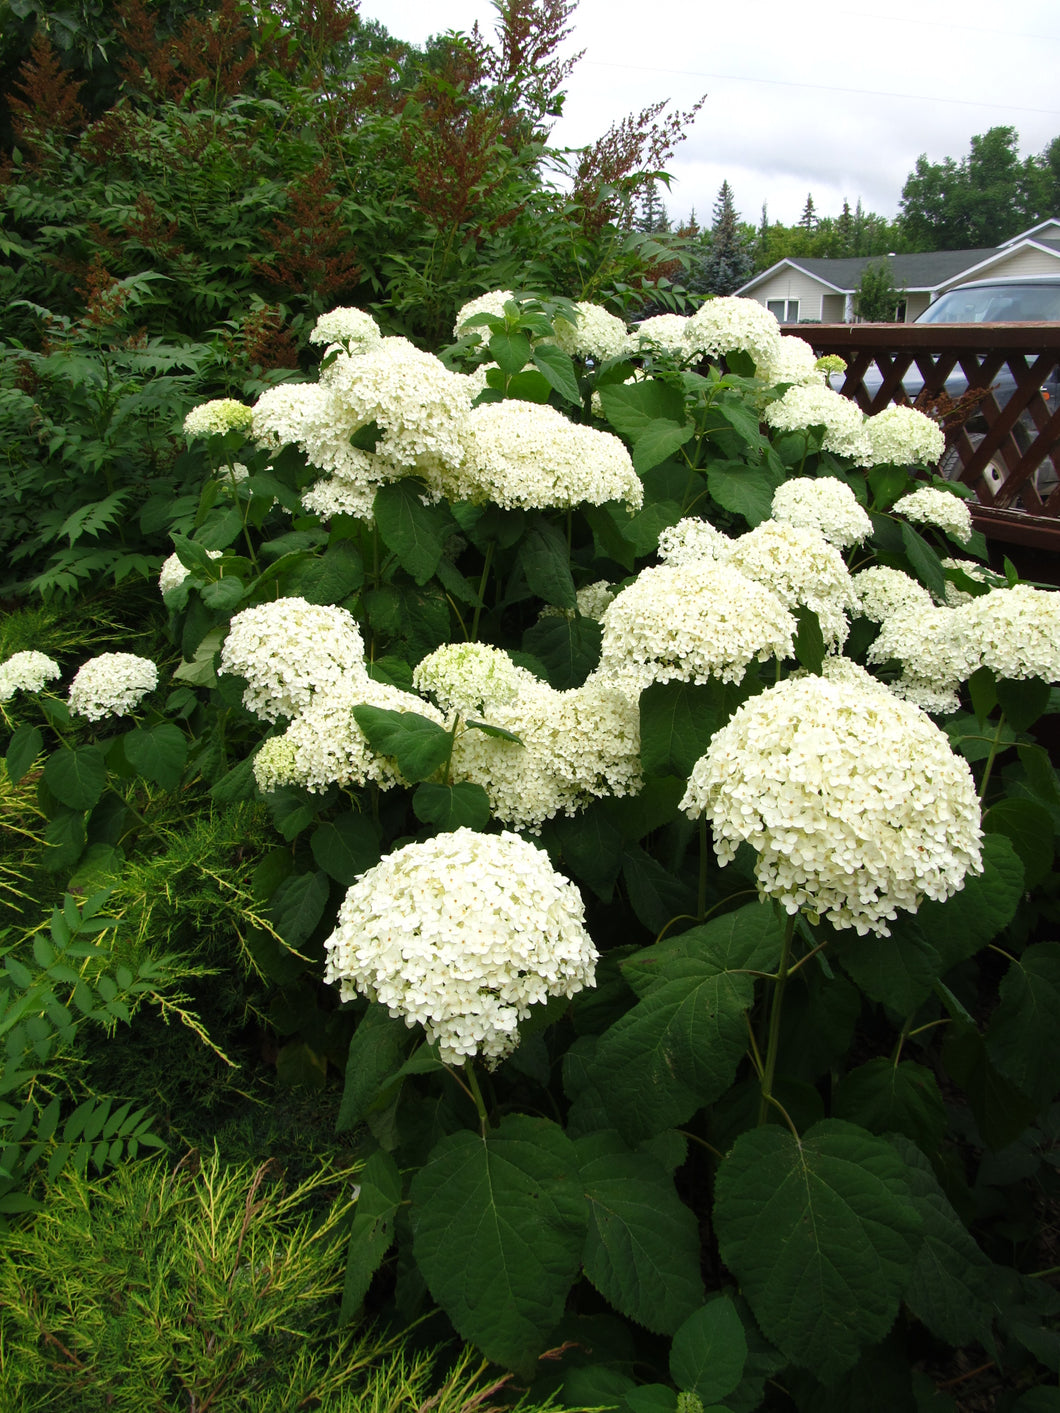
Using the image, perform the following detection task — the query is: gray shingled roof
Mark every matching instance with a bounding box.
[780,248,999,293]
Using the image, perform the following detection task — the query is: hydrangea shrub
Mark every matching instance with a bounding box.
[4,293,1060,1408]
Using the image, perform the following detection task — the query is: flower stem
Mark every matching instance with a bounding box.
[758,910,797,1127]
[470,541,494,643]
[698,816,709,919]
[978,712,1007,801]
[464,1061,490,1135]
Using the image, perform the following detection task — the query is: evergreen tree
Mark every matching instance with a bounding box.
[799,192,817,232]
[701,180,753,295]
[836,199,853,257]
[635,178,671,234]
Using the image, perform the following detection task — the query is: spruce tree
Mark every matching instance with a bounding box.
[799,192,817,232]
[701,180,753,295]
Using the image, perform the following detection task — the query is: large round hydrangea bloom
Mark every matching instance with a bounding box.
[680,674,983,935]
[323,829,597,1064]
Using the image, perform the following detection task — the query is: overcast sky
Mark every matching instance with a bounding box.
[358,0,1060,229]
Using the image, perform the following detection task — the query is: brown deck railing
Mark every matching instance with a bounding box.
[806,323,1060,549]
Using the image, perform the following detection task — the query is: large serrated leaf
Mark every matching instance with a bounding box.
[518,516,577,610]
[587,930,758,1142]
[669,1297,748,1405]
[410,1114,586,1373]
[889,1135,995,1348]
[337,1009,415,1133]
[521,616,601,690]
[124,724,188,791]
[352,706,452,783]
[899,521,947,599]
[269,870,329,949]
[914,832,1024,970]
[413,782,490,831]
[43,746,106,811]
[600,379,687,438]
[983,797,1054,888]
[575,1129,704,1334]
[373,480,449,584]
[621,903,783,1000]
[985,942,1060,1109]
[310,812,382,885]
[714,1120,920,1384]
[837,917,940,1015]
[5,725,43,785]
[532,343,581,405]
[639,678,752,779]
[341,1148,403,1318]
[706,464,781,526]
[833,1059,947,1155]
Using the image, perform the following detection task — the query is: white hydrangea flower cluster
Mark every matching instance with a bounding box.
[158,548,223,596]
[854,566,934,622]
[893,486,973,543]
[299,475,377,522]
[323,828,598,1065]
[183,399,254,438]
[684,296,783,370]
[68,653,158,721]
[956,583,1060,682]
[259,676,445,794]
[726,520,859,649]
[218,598,365,722]
[453,289,515,338]
[756,335,827,393]
[863,405,945,467]
[598,561,796,693]
[866,603,973,714]
[0,650,61,702]
[308,307,381,350]
[320,339,473,497]
[450,676,642,832]
[634,313,696,362]
[656,517,730,566]
[252,737,299,794]
[818,654,898,699]
[413,643,541,715]
[680,674,983,935]
[771,477,873,549]
[764,384,870,461]
[553,302,632,361]
[458,400,642,510]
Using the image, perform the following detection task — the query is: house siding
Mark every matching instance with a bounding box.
[747,269,835,321]
[939,246,1060,293]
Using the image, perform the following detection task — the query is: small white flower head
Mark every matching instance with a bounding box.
[727,520,859,650]
[458,400,642,511]
[866,602,974,713]
[158,548,223,596]
[863,405,945,467]
[763,384,871,461]
[183,399,254,438]
[68,653,158,721]
[684,296,783,370]
[771,477,872,549]
[413,643,541,716]
[854,566,934,623]
[634,313,695,361]
[756,335,827,392]
[218,598,365,722]
[308,307,381,351]
[893,486,973,544]
[253,736,299,794]
[597,561,796,694]
[323,828,598,1065]
[453,290,516,338]
[275,677,445,793]
[553,302,632,361]
[299,476,377,523]
[451,677,642,831]
[680,674,983,935]
[538,580,616,623]
[656,517,731,567]
[955,583,1060,682]
[0,650,61,702]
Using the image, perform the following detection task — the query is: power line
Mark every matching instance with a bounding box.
[579,60,1060,118]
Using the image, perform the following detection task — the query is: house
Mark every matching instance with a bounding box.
[735,219,1060,323]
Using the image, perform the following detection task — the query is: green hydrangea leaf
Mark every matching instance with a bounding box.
[714,1119,920,1384]
[985,942,1060,1109]
[410,1114,586,1374]
[373,480,450,585]
[413,782,490,832]
[310,812,382,885]
[519,516,577,610]
[575,1129,704,1334]
[352,706,452,783]
[124,724,188,791]
[341,1148,403,1319]
[914,832,1024,970]
[669,1296,748,1405]
[5,725,43,785]
[43,746,107,812]
[983,797,1054,888]
[269,869,330,948]
[833,1059,947,1155]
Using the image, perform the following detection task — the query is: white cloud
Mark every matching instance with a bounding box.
[358,0,1060,226]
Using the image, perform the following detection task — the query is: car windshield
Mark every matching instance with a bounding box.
[917,284,1060,323]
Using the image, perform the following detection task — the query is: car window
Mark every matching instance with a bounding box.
[918,284,1060,323]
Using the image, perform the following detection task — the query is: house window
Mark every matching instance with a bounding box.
[766,299,800,323]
